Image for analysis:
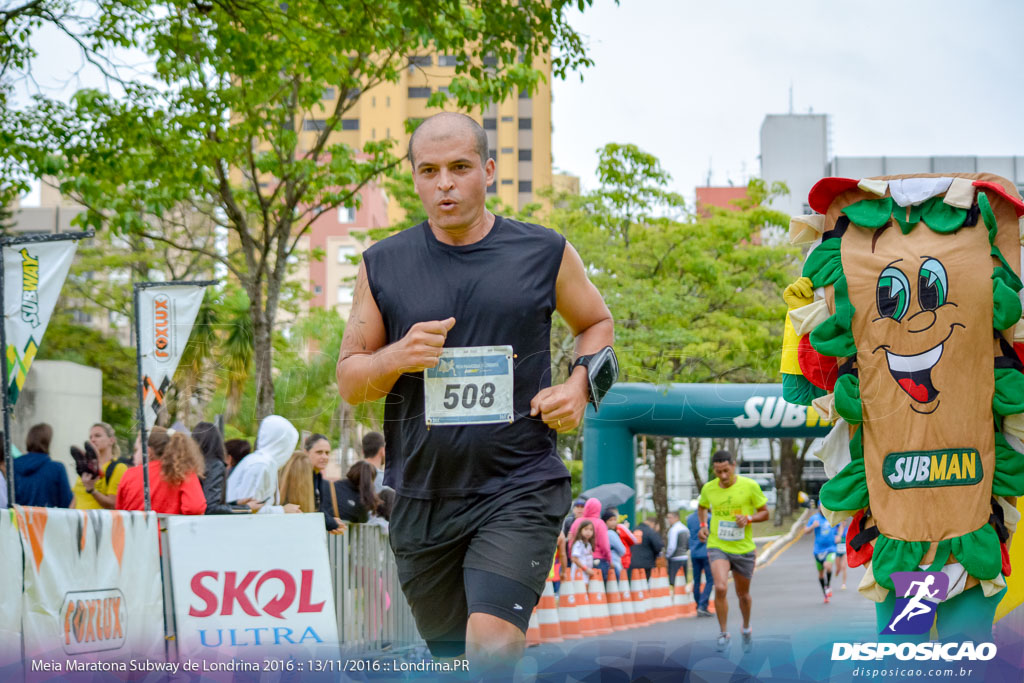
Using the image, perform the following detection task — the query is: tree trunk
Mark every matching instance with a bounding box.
[776,437,798,523]
[688,437,704,495]
[652,436,669,532]
[250,300,276,421]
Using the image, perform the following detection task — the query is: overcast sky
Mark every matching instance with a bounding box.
[17,0,1024,206]
[552,0,1024,199]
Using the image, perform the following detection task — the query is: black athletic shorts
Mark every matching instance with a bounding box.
[389,477,571,657]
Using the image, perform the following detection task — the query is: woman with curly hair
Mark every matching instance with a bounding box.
[116,426,206,514]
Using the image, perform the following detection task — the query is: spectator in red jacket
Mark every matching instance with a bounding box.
[116,427,206,514]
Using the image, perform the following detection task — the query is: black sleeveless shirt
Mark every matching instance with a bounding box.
[362,216,571,498]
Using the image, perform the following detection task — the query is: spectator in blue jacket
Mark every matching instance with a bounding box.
[687,509,713,616]
[13,423,72,508]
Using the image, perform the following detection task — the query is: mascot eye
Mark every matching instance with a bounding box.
[918,258,948,311]
[877,266,911,321]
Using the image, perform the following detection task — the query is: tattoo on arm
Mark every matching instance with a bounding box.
[340,268,371,361]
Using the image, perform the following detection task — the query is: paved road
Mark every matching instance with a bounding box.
[520,534,882,680]
[550,533,874,646]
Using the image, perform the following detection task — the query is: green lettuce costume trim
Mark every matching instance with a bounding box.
[951,525,1002,581]
[781,372,826,406]
[993,431,1024,497]
[833,374,862,425]
[819,457,868,513]
[843,197,893,228]
[872,536,928,590]
[993,368,1024,416]
[801,239,844,287]
[844,195,971,235]
[810,275,858,357]
[993,276,1023,330]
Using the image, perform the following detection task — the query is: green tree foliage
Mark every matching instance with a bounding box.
[7,0,600,421]
[547,143,796,520]
[35,314,137,442]
[555,143,794,387]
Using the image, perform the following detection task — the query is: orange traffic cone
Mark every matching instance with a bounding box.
[574,569,598,636]
[536,575,563,643]
[649,567,669,622]
[672,570,694,618]
[629,568,652,627]
[605,570,628,631]
[617,570,637,628]
[586,570,614,635]
[556,572,582,640]
[526,609,541,646]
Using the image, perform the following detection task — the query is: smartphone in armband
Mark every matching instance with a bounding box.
[569,346,619,409]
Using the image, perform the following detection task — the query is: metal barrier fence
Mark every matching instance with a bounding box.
[326,524,423,653]
[158,517,423,659]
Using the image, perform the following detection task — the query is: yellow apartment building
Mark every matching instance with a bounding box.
[297,52,554,220]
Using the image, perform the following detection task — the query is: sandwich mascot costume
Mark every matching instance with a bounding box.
[781,173,1024,640]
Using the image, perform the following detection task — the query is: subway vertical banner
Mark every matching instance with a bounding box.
[136,285,209,430]
[2,237,81,404]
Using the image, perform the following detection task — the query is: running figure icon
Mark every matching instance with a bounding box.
[887,575,940,631]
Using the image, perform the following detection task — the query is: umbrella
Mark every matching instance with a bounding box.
[581,482,635,510]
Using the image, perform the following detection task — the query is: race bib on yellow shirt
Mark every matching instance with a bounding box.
[717,519,744,542]
[424,346,514,426]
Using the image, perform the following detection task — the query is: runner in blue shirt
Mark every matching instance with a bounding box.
[803,503,837,603]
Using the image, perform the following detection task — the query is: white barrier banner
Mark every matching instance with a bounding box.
[14,506,164,666]
[167,514,340,661]
[0,509,23,669]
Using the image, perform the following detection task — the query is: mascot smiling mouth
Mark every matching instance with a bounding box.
[886,343,942,403]
[878,324,963,408]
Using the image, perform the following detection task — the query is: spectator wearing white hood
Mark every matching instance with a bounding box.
[226,415,301,514]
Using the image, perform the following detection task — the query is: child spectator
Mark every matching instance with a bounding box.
[571,520,597,579]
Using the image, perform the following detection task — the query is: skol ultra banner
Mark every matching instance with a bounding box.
[166,514,340,662]
[137,284,207,430]
[14,506,164,666]
[2,238,78,404]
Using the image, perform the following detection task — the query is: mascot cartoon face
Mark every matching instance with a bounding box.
[857,216,983,416]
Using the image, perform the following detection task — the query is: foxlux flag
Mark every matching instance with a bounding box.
[138,285,207,430]
[3,239,79,404]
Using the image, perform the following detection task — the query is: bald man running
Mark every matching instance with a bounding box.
[337,112,614,663]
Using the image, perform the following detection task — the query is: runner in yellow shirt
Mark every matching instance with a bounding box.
[698,450,768,653]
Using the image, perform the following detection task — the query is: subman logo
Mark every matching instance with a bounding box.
[61,588,127,654]
[20,248,40,327]
[153,294,172,361]
[884,571,948,634]
[884,450,981,489]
